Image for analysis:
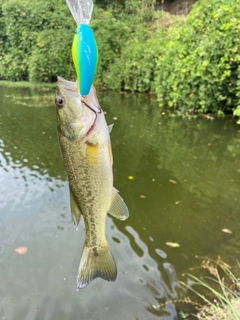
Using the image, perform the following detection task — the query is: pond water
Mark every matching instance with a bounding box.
[1,84,240,320]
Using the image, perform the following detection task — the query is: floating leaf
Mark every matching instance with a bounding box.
[152,304,159,310]
[128,176,134,180]
[169,179,177,184]
[14,247,28,254]
[166,242,180,248]
[222,228,232,234]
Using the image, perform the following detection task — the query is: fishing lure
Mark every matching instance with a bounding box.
[72,24,98,97]
[66,0,98,97]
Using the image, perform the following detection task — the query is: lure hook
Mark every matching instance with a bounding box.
[81,100,102,116]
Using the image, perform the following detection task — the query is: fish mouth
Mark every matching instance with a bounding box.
[85,113,97,137]
[69,112,96,139]
[57,77,98,138]
[81,98,102,138]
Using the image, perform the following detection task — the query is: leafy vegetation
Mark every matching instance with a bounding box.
[0,0,75,82]
[92,3,179,92]
[155,0,240,114]
[0,0,240,113]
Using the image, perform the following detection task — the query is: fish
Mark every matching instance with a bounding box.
[55,76,129,289]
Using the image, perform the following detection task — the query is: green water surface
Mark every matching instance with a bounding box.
[0,85,240,319]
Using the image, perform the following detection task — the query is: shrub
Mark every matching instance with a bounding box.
[0,0,75,82]
[92,6,176,92]
[155,0,240,113]
[1,0,240,115]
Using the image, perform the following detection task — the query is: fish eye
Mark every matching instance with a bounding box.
[55,96,65,108]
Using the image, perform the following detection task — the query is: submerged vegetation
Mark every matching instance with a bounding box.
[0,0,240,114]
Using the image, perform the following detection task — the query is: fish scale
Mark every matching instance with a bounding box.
[59,134,112,249]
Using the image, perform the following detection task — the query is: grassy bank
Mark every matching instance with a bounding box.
[0,80,56,88]
[180,258,240,319]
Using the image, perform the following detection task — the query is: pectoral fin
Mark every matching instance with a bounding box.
[108,188,129,221]
[108,124,114,133]
[70,189,82,226]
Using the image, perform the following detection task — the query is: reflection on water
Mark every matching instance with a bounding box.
[1,85,240,319]
[0,134,178,320]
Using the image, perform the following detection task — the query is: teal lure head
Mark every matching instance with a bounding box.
[72,24,98,97]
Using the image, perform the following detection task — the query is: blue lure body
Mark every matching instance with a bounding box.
[72,24,98,96]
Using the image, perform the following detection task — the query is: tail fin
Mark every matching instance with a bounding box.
[76,244,117,289]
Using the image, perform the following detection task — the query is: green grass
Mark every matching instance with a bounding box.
[180,258,240,319]
[0,80,56,88]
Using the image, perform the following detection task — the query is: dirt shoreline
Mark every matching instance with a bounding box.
[163,0,197,15]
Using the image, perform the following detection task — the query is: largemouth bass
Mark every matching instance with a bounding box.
[55,77,129,289]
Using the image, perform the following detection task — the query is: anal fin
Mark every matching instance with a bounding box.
[108,188,129,221]
[70,189,82,226]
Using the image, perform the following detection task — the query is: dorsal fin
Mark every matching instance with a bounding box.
[108,188,129,221]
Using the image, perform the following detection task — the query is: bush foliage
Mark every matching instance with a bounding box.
[155,0,240,114]
[0,0,240,113]
[0,0,75,82]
